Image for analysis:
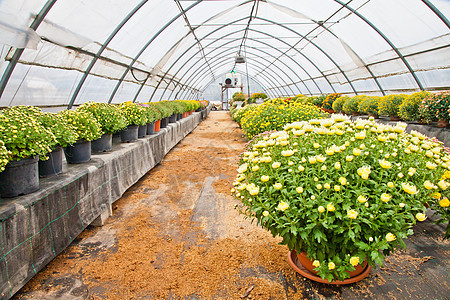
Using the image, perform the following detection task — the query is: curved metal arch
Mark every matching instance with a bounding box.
[170,43,307,100]
[421,0,450,29]
[254,16,357,94]
[152,15,357,101]
[177,57,290,99]
[162,32,324,100]
[332,0,424,90]
[178,59,288,100]
[164,36,316,99]
[144,16,337,103]
[175,55,289,99]
[0,0,57,99]
[176,42,313,97]
[199,71,275,99]
[169,43,298,99]
[66,0,149,109]
[146,17,315,102]
[106,0,204,104]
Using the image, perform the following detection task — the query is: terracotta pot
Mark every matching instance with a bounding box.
[389,115,401,121]
[296,252,367,278]
[154,119,161,132]
[437,119,449,128]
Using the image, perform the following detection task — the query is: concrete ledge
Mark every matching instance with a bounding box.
[0,107,210,299]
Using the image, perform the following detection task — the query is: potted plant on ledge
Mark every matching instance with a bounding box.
[77,102,127,152]
[0,106,56,197]
[59,110,102,164]
[232,115,449,284]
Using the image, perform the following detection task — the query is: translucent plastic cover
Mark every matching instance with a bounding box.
[0,0,448,106]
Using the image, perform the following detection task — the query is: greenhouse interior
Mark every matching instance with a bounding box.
[0,0,449,299]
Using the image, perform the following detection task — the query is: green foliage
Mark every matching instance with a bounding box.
[358,96,381,116]
[239,99,328,139]
[378,94,407,117]
[343,96,365,114]
[432,91,450,120]
[0,106,56,161]
[40,112,78,148]
[313,95,326,107]
[322,93,342,110]
[231,105,257,123]
[251,92,268,100]
[398,91,431,121]
[77,102,127,134]
[154,101,174,118]
[332,96,349,113]
[233,92,246,102]
[59,109,102,142]
[145,103,162,122]
[233,117,450,282]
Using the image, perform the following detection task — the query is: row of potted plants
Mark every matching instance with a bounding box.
[0,100,209,198]
[232,114,449,284]
[230,97,328,139]
[312,91,450,127]
[230,91,269,106]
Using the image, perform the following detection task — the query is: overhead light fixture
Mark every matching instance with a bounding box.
[235,54,246,63]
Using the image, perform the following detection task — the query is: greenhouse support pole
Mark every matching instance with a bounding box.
[421,0,450,29]
[333,0,424,91]
[0,0,57,100]
[67,0,149,109]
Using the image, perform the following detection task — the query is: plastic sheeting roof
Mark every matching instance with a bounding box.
[0,0,449,107]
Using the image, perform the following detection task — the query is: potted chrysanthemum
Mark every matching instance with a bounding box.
[0,106,56,197]
[118,102,148,142]
[232,114,449,283]
[77,102,127,152]
[59,109,102,164]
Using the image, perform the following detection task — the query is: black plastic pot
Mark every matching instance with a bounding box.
[39,146,63,177]
[120,124,139,142]
[91,133,112,153]
[160,117,169,128]
[64,139,91,164]
[0,155,39,198]
[138,125,147,138]
[147,122,155,135]
[177,113,182,121]
[169,114,177,123]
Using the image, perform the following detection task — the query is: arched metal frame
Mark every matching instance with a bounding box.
[175,51,293,99]
[163,34,322,99]
[0,0,57,99]
[144,17,321,102]
[333,0,424,90]
[149,15,364,102]
[162,30,333,99]
[172,44,306,100]
[146,17,343,103]
[178,58,290,99]
[1,0,448,105]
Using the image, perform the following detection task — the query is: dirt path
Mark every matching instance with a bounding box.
[13,112,308,299]
[13,111,449,300]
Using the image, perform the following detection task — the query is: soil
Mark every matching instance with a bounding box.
[13,111,449,300]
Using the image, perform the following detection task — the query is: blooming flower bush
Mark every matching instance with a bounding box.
[430,91,450,121]
[77,102,127,134]
[59,110,102,142]
[119,102,149,125]
[332,96,349,113]
[378,94,407,118]
[40,112,79,149]
[231,104,257,124]
[0,106,56,161]
[358,96,381,117]
[343,96,365,115]
[398,91,431,122]
[240,98,327,139]
[232,114,449,282]
[322,93,342,111]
